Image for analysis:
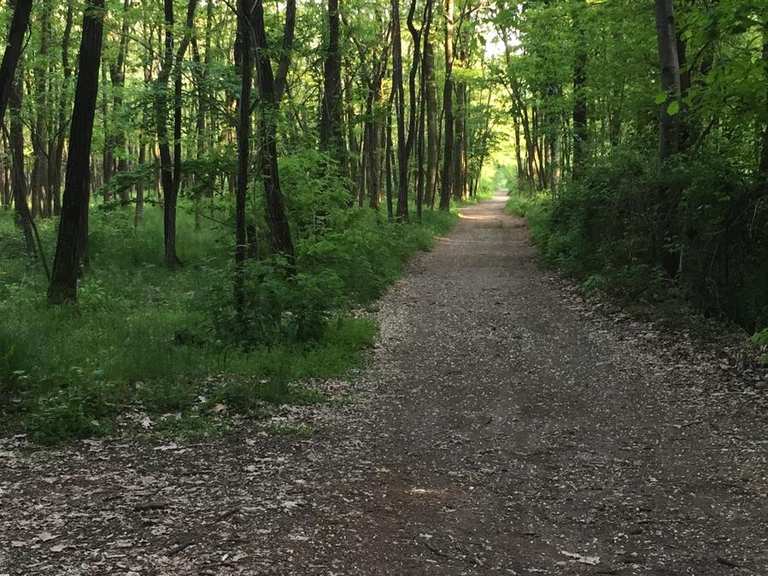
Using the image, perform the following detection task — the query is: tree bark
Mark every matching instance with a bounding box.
[51,0,74,217]
[155,0,178,267]
[760,21,768,179]
[33,0,51,217]
[251,0,295,259]
[48,0,105,304]
[235,0,252,325]
[108,0,132,201]
[9,83,35,255]
[423,9,438,209]
[391,0,408,220]
[571,1,588,180]
[319,0,346,174]
[654,0,681,161]
[439,0,455,211]
[0,0,32,127]
[274,0,296,103]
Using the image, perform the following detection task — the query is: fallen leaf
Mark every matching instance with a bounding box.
[561,551,600,565]
[38,532,56,542]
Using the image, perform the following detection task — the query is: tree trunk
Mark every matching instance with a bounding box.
[385,104,395,221]
[235,0,252,325]
[439,0,455,211]
[391,0,408,220]
[655,0,681,161]
[9,83,35,256]
[319,0,346,173]
[34,0,51,217]
[572,2,588,180]
[275,0,296,103]
[251,0,295,259]
[155,0,178,267]
[0,0,32,126]
[109,0,132,201]
[423,13,438,209]
[48,0,105,304]
[760,22,768,179]
[51,0,74,217]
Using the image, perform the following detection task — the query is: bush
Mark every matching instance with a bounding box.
[514,148,768,330]
[0,183,455,442]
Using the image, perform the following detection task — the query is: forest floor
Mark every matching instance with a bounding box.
[1,196,767,576]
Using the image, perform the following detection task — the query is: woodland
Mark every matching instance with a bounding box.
[0,0,766,443]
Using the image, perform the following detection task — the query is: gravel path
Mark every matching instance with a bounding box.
[1,196,766,575]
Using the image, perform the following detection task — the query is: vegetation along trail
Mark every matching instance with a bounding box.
[2,197,765,575]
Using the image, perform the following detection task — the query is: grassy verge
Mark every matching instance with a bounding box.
[1,198,456,443]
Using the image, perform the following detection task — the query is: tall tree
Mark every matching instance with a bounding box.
[234,0,252,324]
[0,0,32,125]
[422,0,438,208]
[251,0,295,258]
[391,0,408,220]
[9,83,34,255]
[319,0,345,173]
[50,0,74,217]
[439,0,455,210]
[0,0,34,252]
[107,0,132,201]
[760,19,768,180]
[571,0,588,180]
[48,0,105,304]
[654,0,682,161]
[154,0,198,269]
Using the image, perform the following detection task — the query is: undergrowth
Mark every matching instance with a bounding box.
[506,148,768,343]
[0,152,457,443]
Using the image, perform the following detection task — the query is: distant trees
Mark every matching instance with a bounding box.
[0,0,507,307]
[493,0,768,329]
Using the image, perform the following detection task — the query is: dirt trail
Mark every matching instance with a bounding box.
[1,196,766,575]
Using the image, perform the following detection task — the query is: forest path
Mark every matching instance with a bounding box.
[2,196,767,575]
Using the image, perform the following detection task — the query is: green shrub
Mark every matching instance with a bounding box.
[515,148,768,330]
[0,186,453,442]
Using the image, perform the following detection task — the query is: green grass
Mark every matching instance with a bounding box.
[0,193,456,444]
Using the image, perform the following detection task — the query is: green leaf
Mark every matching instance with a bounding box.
[666,100,680,115]
[654,92,668,104]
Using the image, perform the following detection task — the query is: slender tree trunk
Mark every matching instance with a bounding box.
[759,22,768,179]
[34,0,52,217]
[235,0,252,325]
[423,12,438,209]
[9,83,35,255]
[51,1,74,217]
[109,0,132,201]
[363,28,389,209]
[251,0,295,259]
[655,0,681,161]
[274,0,296,103]
[385,104,395,221]
[391,0,408,220]
[135,141,145,226]
[319,0,346,173]
[405,0,422,170]
[155,0,178,267]
[101,63,112,197]
[48,0,105,304]
[439,0,455,210]
[572,1,588,180]
[173,0,198,201]
[0,0,33,127]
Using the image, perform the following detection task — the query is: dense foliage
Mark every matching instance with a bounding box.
[496,0,767,332]
[1,0,765,441]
